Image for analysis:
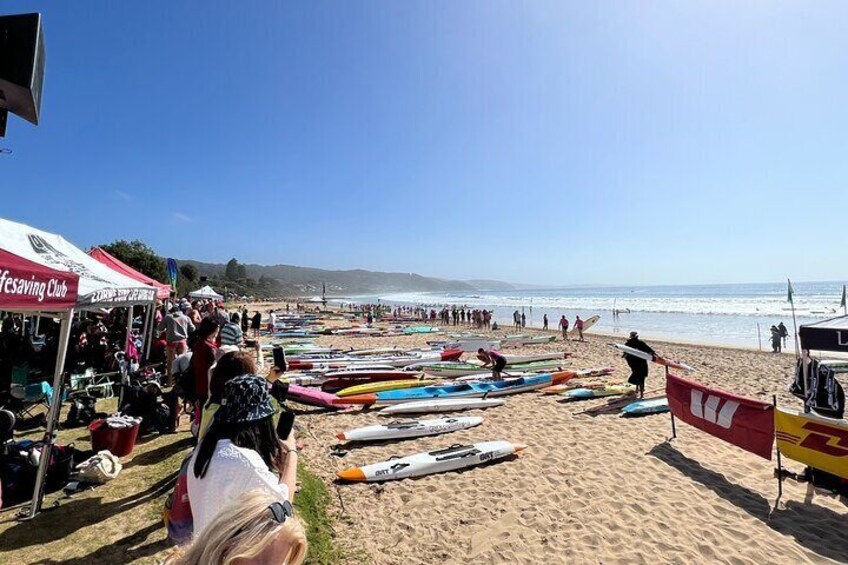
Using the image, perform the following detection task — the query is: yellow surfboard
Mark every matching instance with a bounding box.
[775,407,848,480]
[336,379,438,398]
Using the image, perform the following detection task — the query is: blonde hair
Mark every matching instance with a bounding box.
[170,490,307,565]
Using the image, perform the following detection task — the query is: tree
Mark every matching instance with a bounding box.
[225,258,241,281]
[180,264,198,283]
[100,240,168,283]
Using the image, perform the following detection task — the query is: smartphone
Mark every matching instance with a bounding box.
[277,409,295,439]
[272,346,287,373]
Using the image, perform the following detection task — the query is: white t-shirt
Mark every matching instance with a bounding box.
[187,439,289,537]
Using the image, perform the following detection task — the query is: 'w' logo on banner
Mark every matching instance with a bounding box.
[690,390,740,429]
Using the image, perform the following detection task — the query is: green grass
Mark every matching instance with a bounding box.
[0,399,351,565]
[295,464,349,565]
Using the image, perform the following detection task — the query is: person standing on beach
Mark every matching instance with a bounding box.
[251,311,262,338]
[623,331,656,398]
[477,348,507,380]
[575,316,585,342]
[543,314,549,330]
[770,325,781,353]
[778,322,789,349]
[521,312,526,328]
[559,315,569,339]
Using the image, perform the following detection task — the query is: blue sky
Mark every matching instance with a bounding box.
[2,2,847,286]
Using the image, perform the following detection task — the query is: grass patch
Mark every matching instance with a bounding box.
[295,464,348,565]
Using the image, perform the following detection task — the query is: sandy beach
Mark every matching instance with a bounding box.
[286,319,847,564]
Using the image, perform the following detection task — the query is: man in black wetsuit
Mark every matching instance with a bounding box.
[623,331,656,398]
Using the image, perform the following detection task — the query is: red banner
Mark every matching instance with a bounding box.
[666,374,774,460]
[0,248,78,310]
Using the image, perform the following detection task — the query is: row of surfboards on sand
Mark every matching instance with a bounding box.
[332,344,693,482]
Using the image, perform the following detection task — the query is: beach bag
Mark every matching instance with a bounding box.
[75,450,122,484]
[0,441,76,505]
[164,454,194,543]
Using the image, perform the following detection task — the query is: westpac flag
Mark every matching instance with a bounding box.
[775,408,848,480]
[667,374,775,460]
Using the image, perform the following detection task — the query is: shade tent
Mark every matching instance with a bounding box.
[88,247,171,299]
[799,315,848,353]
[0,218,157,308]
[0,217,157,518]
[0,248,80,311]
[189,285,223,300]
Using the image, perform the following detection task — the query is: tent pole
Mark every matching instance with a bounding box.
[142,302,155,362]
[119,307,133,407]
[26,308,74,519]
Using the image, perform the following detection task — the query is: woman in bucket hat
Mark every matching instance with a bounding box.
[187,374,298,538]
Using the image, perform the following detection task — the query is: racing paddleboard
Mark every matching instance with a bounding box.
[336,416,483,442]
[378,398,506,415]
[336,379,438,397]
[336,440,525,482]
[621,396,670,416]
[561,384,635,400]
[611,343,695,372]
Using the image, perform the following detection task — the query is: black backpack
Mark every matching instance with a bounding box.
[65,394,98,428]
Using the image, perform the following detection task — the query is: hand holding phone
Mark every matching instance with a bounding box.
[272,346,287,373]
[277,409,295,441]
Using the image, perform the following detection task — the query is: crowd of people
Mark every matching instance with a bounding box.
[151,298,306,564]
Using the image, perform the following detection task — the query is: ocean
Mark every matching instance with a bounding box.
[355,281,847,349]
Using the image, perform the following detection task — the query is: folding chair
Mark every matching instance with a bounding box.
[4,366,52,421]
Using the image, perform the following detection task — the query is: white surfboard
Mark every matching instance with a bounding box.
[568,315,600,338]
[336,417,483,442]
[336,440,525,482]
[378,398,505,415]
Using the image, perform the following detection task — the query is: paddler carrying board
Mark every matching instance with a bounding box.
[477,348,507,380]
[621,332,656,399]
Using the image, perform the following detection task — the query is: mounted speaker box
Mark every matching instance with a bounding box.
[0,12,46,137]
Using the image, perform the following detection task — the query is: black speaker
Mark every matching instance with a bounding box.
[0,13,46,136]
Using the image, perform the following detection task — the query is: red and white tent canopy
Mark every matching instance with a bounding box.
[88,246,171,300]
[0,248,79,311]
[0,218,156,309]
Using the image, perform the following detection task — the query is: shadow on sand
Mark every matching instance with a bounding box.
[648,442,848,564]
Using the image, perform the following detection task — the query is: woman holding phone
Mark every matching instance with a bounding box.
[188,374,298,538]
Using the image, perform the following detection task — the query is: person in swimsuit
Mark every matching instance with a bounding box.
[477,348,507,380]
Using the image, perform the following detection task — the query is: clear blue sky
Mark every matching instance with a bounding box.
[2,2,847,286]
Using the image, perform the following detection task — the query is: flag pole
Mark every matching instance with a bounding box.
[788,278,800,359]
[788,278,809,414]
[666,365,676,440]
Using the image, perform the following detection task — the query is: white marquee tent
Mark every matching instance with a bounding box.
[189,284,223,300]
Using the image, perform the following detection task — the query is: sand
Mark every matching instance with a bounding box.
[272,314,847,564]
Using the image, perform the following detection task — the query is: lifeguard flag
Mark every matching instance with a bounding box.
[775,408,848,480]
[666,374,775,460]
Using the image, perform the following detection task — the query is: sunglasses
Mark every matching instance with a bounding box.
[268,500,293,523]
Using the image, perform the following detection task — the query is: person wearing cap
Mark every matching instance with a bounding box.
[188,374,298,538]
[623,331,656,398]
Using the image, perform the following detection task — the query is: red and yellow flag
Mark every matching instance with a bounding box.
[775,408,848,479]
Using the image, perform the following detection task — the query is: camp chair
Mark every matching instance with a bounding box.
[5,366,53,420]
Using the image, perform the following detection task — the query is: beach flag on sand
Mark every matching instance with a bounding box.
[666,374,775,460]
[787,279,795,303]
[841,284,846,310]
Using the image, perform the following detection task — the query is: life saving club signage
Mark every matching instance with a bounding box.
[0,249,79,309]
